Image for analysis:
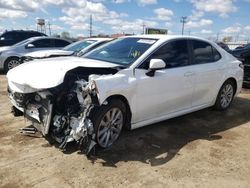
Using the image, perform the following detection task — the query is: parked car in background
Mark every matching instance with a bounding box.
[232,43,250,58]
[0,30,47,47]
[0,36,71,72]
[235,44,247,50]
[231,43,250,87]
[216,42,232,53]
[7,35,243,153]
[22,38,113,62]
[243,63,250,87]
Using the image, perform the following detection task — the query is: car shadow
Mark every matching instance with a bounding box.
[54,96,250,167]
[87,97,250,167]
[0,70,6,75]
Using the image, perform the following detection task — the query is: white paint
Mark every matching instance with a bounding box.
[7,56,118,93]
[149,59,166,69]
[8,35,244,130]
[25,49,73,58]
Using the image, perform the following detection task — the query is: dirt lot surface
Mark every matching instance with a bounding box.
[0,73,250,188]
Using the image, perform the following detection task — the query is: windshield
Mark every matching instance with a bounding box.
[13,38,33,47]
[64,40,96,52]
[84,37,157,65]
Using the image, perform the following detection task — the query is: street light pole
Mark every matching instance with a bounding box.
[48,22,51,36]
[180,16,187,35]
[142,22,146,34]
[89,14,92,37]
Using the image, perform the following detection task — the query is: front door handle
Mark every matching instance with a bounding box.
[184,71,195,77]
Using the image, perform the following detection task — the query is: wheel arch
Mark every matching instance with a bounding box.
[224,77,237,95]
[105,94,132,130]
[213,77,238,110]
[4,56,20,65]
[4,56,21,72]
[213,76,238,106]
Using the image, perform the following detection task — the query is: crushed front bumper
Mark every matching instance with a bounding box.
[8,88,53,135]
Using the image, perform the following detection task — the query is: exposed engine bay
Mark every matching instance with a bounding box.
[8,67,119,154]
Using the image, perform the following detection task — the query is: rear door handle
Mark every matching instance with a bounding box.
[184,72,195,77]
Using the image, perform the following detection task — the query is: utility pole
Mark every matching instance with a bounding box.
[48,22,51,36]
[216,32,220,41]
[142,22,146,34]
[89,14,92,37]
[235,32,240,42]
[180,16,187,35]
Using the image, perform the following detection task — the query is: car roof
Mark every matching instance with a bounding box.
[83,37,113,42]
[3,30,43,33]
[124,34,213,43]
[28,36,70,41]
[1,30,47,37]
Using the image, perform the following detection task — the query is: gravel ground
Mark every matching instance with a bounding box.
[0,73,250,188]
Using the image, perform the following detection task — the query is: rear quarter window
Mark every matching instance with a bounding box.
[54,39,70,47]
[192,40,221,64]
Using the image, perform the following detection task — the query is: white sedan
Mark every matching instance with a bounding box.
[23,38,112,60]
[7,35,243,152]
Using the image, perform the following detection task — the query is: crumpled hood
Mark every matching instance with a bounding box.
[7,56,119,93]
[25,49,74,58]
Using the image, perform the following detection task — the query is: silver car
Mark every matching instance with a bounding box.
[22,38,113,61]
[0,36,70,72]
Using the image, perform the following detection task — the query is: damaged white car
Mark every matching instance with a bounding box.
[7,35,243,153]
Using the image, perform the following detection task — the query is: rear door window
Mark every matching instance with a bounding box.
[2,32,18,40]
[54,39,70,47]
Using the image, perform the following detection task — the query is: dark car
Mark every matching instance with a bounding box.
[235,44,246,50]
[232,44,250,56]
[242,56,250,87]
[216,42,231,53]
[232,44,250,87]
[0,30,47,47]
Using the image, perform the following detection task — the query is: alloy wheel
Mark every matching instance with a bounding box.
[97,107,123,148]
[8,59,21,70]
[220,84,234,109]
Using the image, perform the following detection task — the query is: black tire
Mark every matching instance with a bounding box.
[90,99,126,148]
[214,80,235,111]
[4,57,21,73]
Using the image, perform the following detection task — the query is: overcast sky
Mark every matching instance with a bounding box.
[0,0,250,40]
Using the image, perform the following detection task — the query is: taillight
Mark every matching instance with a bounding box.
[239,63,244,69]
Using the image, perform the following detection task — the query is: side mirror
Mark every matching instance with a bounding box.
[26,43,35,48]
[146,59,166,77]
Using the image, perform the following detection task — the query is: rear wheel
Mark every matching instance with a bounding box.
[214,80,235,110]
[91,99,126,148]
[4,57,21,72]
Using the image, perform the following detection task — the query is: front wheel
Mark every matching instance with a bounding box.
[4,57,21,72]
[91,99,126,148]
[214,80,235,110]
